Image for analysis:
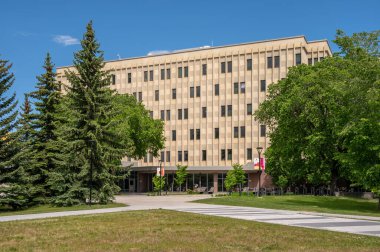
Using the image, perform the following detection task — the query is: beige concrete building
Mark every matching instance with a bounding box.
[56,35,332,193]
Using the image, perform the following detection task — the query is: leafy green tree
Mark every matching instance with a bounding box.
[224,164,246,195]
[152,175,166,195]
[175,164,188,192]
[0,58,20,208]
[51,21,126,206]
[28,53,61,199]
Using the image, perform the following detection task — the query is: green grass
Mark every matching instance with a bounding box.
[0,210,379,251]
[195,195,380,217]
[0,203,126,217]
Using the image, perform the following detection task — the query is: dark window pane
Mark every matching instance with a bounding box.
[260,124,266,137]
[184,66,188,77]
[166,151,170,162]
[166,68,171,79]
[227,149,232,160]
[221,105,226,117]
[178,109,182,120]
[160,110,165,120]
[196,86,201,97]
[172,130,176,141]
[267,56,273,68]
[172,88,176,99]
[215,84,219,96]
[308,58,313,65]
[260,80,266,92]
[234,82,239,94]
[190,87,194,98]
[155,90,159,101]
[221,62,226,73]
[190,129,194,140]
[184,108,188,119]
[319,57,324,61]
[144,71,148,82]
[128,73,131,83]
[227,61,232,73]
[178,67,182,78]
[202,107,207,118]
[202,64,207,75]
[184,151,188,161]
[111,74,116,85]
[247,59,252,70]
[166,110,170,120]
[240,126,245,138]
[149,111,153,118]
[215,128,219,139]
[196,129,200,140]
[247,104,252,115]
[138,92,142,101]
[149,70,153,81]
[314,57,318,63]
[202,150,207,161]
[234,127,239,138]
[247,148,252,160]
[274,56,280,68]
[161,151,165,162]
[295,53,301,65]
[161,69,165,80]
[221,149,226,160]
[227,105,232,116]
[240,82,245,94]
[178,151,182,162]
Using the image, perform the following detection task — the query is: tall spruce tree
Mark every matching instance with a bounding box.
[28,53,61,199]
[52,21,125,205]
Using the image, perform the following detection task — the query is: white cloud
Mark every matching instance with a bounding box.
[53,35,80,46]
[147,50,171,56]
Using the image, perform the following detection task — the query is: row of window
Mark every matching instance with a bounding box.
[171,125,266,141]
[155,147,257,162]
[111,54,304,85]
[308,57,324,65]
[156,103,254,121]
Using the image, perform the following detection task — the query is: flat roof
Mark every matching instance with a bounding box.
[57,35,331,69]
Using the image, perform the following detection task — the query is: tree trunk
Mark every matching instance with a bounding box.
[330,163,339,196]
[378,197,380,210]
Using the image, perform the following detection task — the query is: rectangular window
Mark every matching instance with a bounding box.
[240,126,245,138]
[260,124,266,137]
[227,149,232,160]
[247,104,252,115]
[196,129,200,140]
[190,87,194,98]
[221,149,226,160]
[184,108,188,119]
[133,92,137,99]
[202,64,207,75]
[260,80,266,92]
[196,86,201,97]
[215,128,219,139]
[178,151,182,162]
[184,151,188,161]
[138,92,142,102]
[308,58,313,65]
[166,110,170,120]
[202,150,207,161]
[178,109,182,120]
[227,61,232,73]
[178,67,182,78]
[215,84,219,96]
[234,82,239,94]
[240,82,245,94]
[184,66,188,77]
[221,105,226,117]
[144,154,148,163]
[267,56,273,68]
[221,62,226,73]
[172,88,176,99]
[149,111,153,118]
[155,90,159,101]
[172,130,176,141]
[190,129,194,140]
[128,73,131,83]
[160,110,165,120]
[274,56,280,68]
[234,127,239,138]
[166,151,170,162]
[149,70,153,81]
[247,59,252,71]
[149,152,153,162]
[314,57,319,64]
[247,148,252,160]
[227,105,232,117]
[319,57,324,61]
[202,107,207,118]
[161,151,165,162]
[295,53,301,65]
[111,74,116,85]
[144,71,148,82]
[166,68,171,79]
[161,69,165,80]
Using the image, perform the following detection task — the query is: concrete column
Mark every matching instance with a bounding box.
[213,173,218,193]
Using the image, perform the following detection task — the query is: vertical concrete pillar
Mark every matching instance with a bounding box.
[213,173,218,193]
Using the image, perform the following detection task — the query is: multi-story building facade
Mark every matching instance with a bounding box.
[56,36,331,193]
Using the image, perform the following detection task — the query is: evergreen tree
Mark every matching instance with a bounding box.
[28,53,61,199]
[52,21,125,205]
[0,58,20,208]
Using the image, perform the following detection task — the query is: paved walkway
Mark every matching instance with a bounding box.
[1,194,380,238]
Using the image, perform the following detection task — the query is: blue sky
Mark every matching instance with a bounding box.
[1,0,379,104]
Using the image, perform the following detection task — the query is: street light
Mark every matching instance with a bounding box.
[256,146,263,197]
[159,159,162,196]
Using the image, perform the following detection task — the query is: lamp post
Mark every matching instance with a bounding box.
[256,146,263,197]
[159,159,162,196]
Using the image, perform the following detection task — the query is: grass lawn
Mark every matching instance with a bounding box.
[0,210,379,251]
[0,203,126,217]
[194,195,380,217]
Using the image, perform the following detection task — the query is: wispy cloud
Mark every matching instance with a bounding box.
[53,35,80,46]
